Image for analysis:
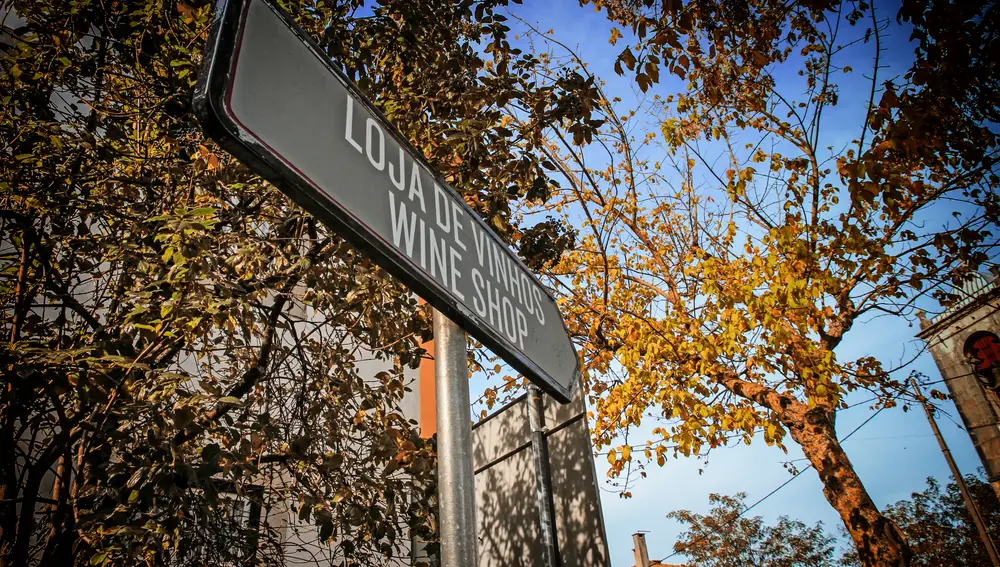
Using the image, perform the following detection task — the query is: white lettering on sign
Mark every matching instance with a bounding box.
[344,96,547,337]
[207,0,578,400]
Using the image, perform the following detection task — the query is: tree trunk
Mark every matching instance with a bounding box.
[41,454,76,565]
[786,406,911,567]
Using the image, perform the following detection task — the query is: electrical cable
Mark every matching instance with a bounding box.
[658,407,885,562]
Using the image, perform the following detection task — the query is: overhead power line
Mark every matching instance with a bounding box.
[660,407,885,563]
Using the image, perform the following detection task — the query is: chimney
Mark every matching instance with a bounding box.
[633,532,650,567]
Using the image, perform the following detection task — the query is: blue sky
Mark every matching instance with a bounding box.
[5,1,982,565]
[485,1,992,565]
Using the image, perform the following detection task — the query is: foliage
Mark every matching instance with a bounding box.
[0,0,599,565]
[840,473,1000,567]
[669,492,842,567]
[510,0,1000,566]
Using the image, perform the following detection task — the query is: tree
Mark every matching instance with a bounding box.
[840,473,1000,567]
[0,0,598,565]
[511,1,999,566]
[668,492,843,567]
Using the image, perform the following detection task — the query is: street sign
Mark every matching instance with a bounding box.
[193,0,579,402]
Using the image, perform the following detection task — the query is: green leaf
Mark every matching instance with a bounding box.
[332,487,351,503]
[188,207,215,217]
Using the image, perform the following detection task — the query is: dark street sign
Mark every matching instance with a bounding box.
[193,0,579,402]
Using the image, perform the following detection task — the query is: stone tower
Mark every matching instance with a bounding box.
[916,272,1000,499]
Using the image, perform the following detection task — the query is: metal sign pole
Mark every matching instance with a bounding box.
[528,385,562,567]
[434,308,478,567]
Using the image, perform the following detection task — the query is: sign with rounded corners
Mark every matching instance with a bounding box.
[193,0,579,402]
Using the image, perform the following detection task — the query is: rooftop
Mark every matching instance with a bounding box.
[932,271,999,324]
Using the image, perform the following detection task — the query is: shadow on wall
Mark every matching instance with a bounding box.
[473,388,610,567]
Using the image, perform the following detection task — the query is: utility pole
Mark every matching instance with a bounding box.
[910,377,1000,567]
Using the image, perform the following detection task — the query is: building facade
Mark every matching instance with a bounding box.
[472,387,611,567]
[916,272,1000,499]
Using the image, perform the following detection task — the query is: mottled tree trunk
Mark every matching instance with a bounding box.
[787,407,911,567]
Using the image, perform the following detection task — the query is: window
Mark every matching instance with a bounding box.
[964,331,1000,393]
